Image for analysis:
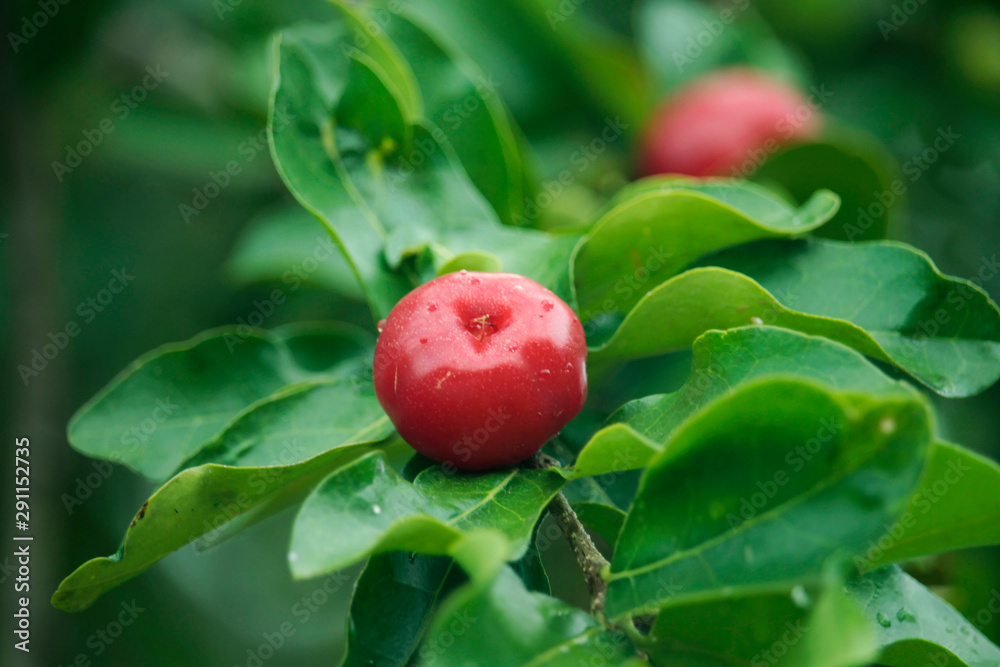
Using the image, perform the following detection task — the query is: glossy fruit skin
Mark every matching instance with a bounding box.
[637,68,821,178]
[373,271,587,470]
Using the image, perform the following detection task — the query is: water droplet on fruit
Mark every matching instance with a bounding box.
[897,607,915,622]
[541,300,554,312]
[377,319,386,333]
[470,277,480,285]
[565,362,573,370]
[876,612,891,627]
[372,504,382,515]
[539,369,551,377]
[508,344,518,352]
[420,338,428,344]
[427,303,438,313]
[750,316,764,325]
[459,269,468,275]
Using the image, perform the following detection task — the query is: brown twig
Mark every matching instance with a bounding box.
[528,453,610,616]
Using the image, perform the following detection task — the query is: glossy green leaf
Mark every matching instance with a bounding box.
[754,133,901,242]
[418,566,636,666]
[289,452,566,579]
[67,324,372,480]
[270,24,576,313]
[847,566,1000,667]
[858,440,1000,570]
[342,552,466,667]
[573,178,839,320]
[576,326,911,478]
[53,378,396,613]
[645,578,876,667]
[591,239,1000,397]
[225,205,363,300]
[375,6,529,225]
[605,378,932,619]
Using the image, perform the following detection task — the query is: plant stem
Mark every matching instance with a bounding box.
[529,453,610,616]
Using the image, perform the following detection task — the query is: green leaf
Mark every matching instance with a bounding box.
[268,23,428,317]
[645,578,876,667]
[785,581,878,667]
[53,379,397,613]
[418,567,636,666]
[374,6,529,225]
[575,326,910,478]
[67,324,372,480]
[754,133,901,243]
[847,566,1000,667]
[270,23,576,314]
[858,441,1000,570]
[573,178,839,320]
[225,205,363,300]
[342,552,466,667]
[53,446,377,614]
[604,378,932,619]
[289,452,566,579]
[591,239,1000,397]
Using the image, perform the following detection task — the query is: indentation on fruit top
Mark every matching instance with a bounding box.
[467,314,497,341]
[456,300,512,344]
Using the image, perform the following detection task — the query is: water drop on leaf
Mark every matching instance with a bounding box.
[876,612,892,627]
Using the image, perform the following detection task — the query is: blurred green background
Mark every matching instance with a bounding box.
[3,0,1000,664]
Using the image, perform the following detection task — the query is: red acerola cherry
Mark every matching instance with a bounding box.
[373,271,588,471]
[637,67,821,178]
